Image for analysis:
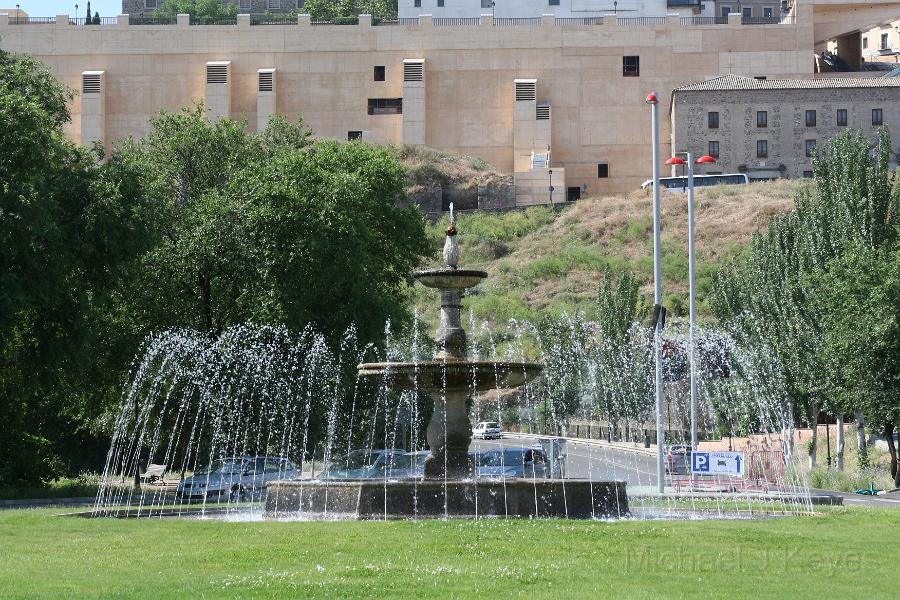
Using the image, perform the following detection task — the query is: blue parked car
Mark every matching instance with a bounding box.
[317,449,407,480]
[176,456,299,502]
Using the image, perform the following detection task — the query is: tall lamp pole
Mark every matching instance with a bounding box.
[646,91,665,494]
[665,152,717,454]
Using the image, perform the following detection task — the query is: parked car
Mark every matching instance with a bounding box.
[387,450,431,479]
[176,456,298,502]
[534,438,567,478]
[472,421,502,440]
[476,448,549,479]
[317,449,407,480]
[666,445,693,476]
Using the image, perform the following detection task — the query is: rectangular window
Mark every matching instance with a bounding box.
[873,108,883,126]
[805,110,816,127]
[803,170,814,178]
[708,141,720,159]
[757,111,767,128]
[482,0,492,7]
[763,7,773,17]
[239,0,250,10]
[597,163,609,178]
[882,33,889,50]
[708,111,719,129]
[623,56,639,77]
[721,6,731,17]
[805,139,816,158]
[550,0,561,5]
[742,7,752,17]
[862,37,868,49]
[367,98,403,115]
[145,0,157,8]
[437,0,444,6]
[836,109,848,127]
[373,66,385,81]
[756,140,768,159]
[348,131,362,140]
[414,0,421,6]
[267,0,281,9]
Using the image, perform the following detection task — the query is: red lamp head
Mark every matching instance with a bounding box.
[645,92,659,105]
[665,157,686,166]
[696,155,717,164]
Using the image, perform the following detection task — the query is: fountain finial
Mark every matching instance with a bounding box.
[443,202,460,269]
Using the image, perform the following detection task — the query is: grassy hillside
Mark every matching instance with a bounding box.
[412,179,806,328]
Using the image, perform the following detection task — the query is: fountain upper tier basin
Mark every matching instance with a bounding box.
[357,360,542,392]
[414,268,487,290]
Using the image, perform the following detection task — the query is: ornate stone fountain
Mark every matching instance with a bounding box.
[265,206,628,518]
[357,206,542,479]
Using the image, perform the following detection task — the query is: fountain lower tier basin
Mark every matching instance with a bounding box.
[357,360,543,392]
[265,479,628,519]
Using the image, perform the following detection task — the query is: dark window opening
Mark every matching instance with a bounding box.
[597,163,609,178]
[550,0,561,5]
[757,111,767,128]
[368,98,403,115]
[348,131,362,140]
[708,140,720,159]
[803,170,814,178]
[805,109,816,127]
[836,109,848,127]
[805,139,816,158]
[414,0,421,6]
[708,111,719,129]
[567,187,581,202]
[623,56,639,77]
[872,108,883,126]
[756,140,768,158]
[373,66,385,81]
[437,0,444,6]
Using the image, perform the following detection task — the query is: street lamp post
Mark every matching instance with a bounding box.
[646,91,665,494]
[665,152,716,454]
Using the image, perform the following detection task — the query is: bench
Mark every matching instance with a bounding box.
[139,464,166,484]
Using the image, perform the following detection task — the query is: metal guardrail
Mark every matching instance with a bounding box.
[432,17,480,26]
[69,17,118,25]
[129,16,176,25]
[554,17,603,25]
[494,17,542,26]
[742,16,793,25]
[7,16,55,24]
[680,16,728,25]
[190,16,237,25]
[617,16,668,26]
[250,14,295,25]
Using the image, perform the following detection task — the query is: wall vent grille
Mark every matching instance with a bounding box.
[536,104,550,120]
[515,81,536,101]
[82,73,101,94]
[403,62,424,82]
[206,64,228,85]
[258,71,274,92]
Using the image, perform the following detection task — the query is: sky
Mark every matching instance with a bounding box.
[5,0,122,17]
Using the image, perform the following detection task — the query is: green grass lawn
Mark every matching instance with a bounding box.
[0,507,896,599]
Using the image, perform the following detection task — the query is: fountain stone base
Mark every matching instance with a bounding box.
[265,479,628,519]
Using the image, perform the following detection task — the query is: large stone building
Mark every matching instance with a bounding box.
[712,0,786,19]
[671,74,900,180]
[1,0,899,204]
[397,0,708,19]
[861,19,900,64]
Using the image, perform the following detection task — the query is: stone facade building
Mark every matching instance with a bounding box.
[671,74,900,180]
[861,19,900,64]
[713,0,785,19]
[2,0,899,204]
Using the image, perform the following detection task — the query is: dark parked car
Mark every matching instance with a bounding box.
[476,448,549,479]
[176,456,298,502]
[666,445,693,476]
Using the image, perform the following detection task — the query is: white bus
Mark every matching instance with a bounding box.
[641,173,749,192]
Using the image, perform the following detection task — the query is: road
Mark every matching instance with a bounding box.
[471,434,660,488]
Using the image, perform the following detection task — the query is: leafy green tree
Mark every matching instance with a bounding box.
[303,0,397,21]
[155,0,238,18]
[0,49,150,485]
[712,130,899,478]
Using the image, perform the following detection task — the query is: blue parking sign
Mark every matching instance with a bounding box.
[692,452,710,472]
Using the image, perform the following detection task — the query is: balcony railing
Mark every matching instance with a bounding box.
[7,16,55,24]
[494,17,542,26]
[69,17,118,25]
[680,16,728,25]
[618,16,668,26]
[129,16,176,25]
[250,14,295,25]
[432,17,481,26]
[190,16,237,25]
[554,17,603,25]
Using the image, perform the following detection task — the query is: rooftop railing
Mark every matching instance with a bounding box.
[0,13,801,29]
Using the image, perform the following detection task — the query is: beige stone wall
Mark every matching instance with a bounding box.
[672,86,900,180]
[0,16,815,194]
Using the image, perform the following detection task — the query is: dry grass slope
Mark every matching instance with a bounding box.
[414,179,806,327]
